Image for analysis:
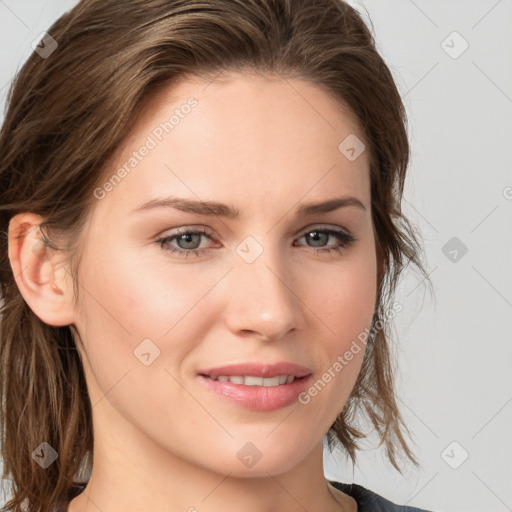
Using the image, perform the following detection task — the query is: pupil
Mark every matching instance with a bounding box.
[179,233,200,250]
[308,231,327,247]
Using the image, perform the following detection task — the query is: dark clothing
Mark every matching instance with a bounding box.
[54,480,433,511]
[329,480,433,511]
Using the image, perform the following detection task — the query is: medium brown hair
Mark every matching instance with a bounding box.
[0,0,431,510]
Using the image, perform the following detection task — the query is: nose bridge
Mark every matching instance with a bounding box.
[227,234,300,339]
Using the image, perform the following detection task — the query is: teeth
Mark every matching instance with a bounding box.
[210,375,296,386]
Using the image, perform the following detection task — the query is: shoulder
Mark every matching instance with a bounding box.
[328,480,434,512]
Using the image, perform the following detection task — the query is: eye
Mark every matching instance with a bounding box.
[294,227,356,255]
[156,227,217,258]
[156,226,356,258]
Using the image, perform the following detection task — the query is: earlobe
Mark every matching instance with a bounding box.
[7,212,76,326]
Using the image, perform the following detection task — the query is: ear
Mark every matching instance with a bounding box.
[7,212,76,326]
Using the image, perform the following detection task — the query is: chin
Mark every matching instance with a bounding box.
[207,441,310,478]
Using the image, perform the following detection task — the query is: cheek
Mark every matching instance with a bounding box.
[307,236,377,347]
[73,241,227,387]
[298,237,376,406]
[77,236,213,334]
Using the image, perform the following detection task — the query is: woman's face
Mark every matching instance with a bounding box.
[72,71,377,477]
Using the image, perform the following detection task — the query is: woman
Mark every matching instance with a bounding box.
[0,1,433,511]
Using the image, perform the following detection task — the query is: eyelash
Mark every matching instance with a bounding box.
[156,226,356,258]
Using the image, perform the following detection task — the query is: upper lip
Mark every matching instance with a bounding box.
[198,362,312,379]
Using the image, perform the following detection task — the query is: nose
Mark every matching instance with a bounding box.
[223,243,303,342]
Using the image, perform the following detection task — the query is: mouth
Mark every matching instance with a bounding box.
[199,374,308,386]
[196,361,313,411]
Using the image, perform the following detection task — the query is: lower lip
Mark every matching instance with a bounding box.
[197,374,312,411]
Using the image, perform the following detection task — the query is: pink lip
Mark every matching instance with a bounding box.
[196,362,313,412]
[198,361,312,379]
[197,374,312,411]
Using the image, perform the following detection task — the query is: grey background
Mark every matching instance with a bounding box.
[1,1,511,511]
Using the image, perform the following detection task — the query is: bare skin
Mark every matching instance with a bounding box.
[8,71,377,511]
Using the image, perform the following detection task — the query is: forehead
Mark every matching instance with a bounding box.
[94,71,370,219]
[142,70,366,147]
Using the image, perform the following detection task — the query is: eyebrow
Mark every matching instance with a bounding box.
[131,195,367,218]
